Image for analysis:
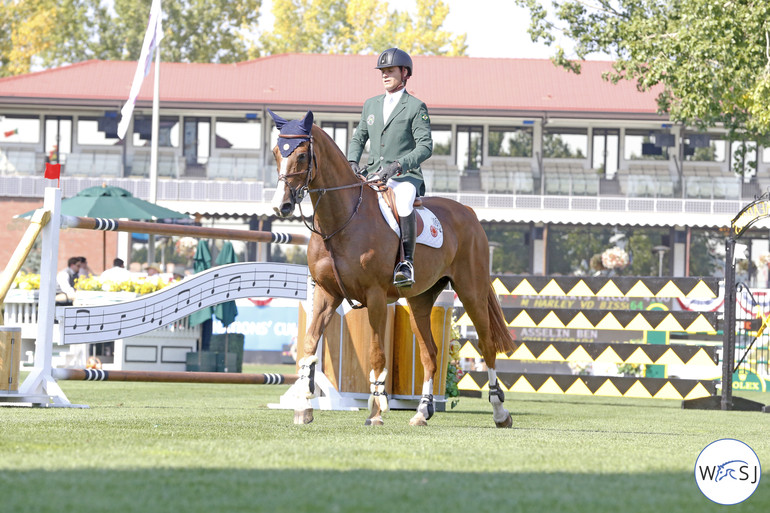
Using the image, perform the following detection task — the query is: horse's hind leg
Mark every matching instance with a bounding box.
[452,275,513,429]
[406,291,441,426]
[290,285,342,425]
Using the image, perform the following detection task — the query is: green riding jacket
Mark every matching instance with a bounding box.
[347,91,433,196]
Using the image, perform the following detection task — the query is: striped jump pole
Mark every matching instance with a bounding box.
[61,215,310,245]
[53,368,298,385]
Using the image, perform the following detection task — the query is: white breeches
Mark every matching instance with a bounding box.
[386,179,417,216]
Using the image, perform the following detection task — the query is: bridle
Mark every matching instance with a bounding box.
[278,132,382,309]
[277,133,375,241]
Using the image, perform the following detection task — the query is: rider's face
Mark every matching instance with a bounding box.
[381,66,405,93]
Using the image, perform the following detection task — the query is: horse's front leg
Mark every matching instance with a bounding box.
[290,285,341,425]
[364,292,390,426]
[406,295,438,426]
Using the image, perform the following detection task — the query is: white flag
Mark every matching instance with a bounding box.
[117,0,163,140]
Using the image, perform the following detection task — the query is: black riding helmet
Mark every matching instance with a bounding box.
[375,48,413,78]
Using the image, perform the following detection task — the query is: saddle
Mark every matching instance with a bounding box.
[381,188,424,233]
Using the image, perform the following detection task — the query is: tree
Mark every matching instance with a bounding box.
[260,0,467,56]
[1,0,261,76]
[515,0,770,143]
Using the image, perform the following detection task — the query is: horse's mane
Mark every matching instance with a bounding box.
[310,124,357,178]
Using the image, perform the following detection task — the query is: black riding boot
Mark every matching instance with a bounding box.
[394,211,417,288]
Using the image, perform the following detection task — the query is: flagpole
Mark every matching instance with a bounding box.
[148,42,161,265]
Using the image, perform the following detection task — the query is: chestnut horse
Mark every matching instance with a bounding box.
[271,111,515,427]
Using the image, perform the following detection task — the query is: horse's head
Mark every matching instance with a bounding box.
[269,109,315,218]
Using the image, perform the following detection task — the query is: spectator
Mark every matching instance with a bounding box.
[77,256,93,279]
[55,257,81,305]
[146,263,161,276]
[100,258,131,283]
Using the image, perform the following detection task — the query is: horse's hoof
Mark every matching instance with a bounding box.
[409,415,428,427]
[494,412,513,429]
[364,416,384,426]
[293,409,314,425]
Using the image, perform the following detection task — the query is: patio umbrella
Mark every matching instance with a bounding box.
[19,185,189,221]
[213,241,239,328]
[18,185,189,269]
[188,240,214,363]
[214,242,239,372]
[188,240,213,327]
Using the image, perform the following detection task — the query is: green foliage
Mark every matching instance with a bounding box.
[543,133,584,158]
[482,223,530,274]
[688,230,721,277]
[270,244,308,265]
[548,225,613,275]
[2,0,466,76]
[1,0,261,73]
[626,231,656,276]
[488,129,533,157]
[515,0,770,143]
[260,0,467,57]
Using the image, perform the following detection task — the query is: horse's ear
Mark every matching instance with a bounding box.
[301,111,314,133]
[267,108,287,130]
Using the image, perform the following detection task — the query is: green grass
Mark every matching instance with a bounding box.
[1,364,769,513]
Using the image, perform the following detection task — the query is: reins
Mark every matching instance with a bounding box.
[278,133,385,309]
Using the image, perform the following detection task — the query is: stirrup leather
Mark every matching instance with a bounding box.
[393,260,414,287]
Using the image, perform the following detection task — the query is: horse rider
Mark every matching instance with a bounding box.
[347,47,433,288]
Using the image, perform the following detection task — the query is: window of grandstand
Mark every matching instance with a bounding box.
[432,125,452,156]
[543,128,587,159]
[215,118,261,149]
[183,117,210,165]
[44,116,72,162]
[624,129,669,160]
[488,127,533,158]
[730,140,757,175]
[591,128,619,175]
[322,122,348,154]
[682,133,726,162]
[457,125,483,171]
[132,116,179,147]
[77,116,121,145]
[0,115,40,143]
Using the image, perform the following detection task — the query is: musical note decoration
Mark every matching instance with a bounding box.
[57,263,308,345]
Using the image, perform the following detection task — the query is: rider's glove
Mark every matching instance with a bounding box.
[377,161,402,182]
[349,161,362,176]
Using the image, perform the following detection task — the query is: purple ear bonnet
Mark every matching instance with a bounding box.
[268,109,314,158]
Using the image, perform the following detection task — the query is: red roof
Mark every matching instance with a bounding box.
[0,53,663,118]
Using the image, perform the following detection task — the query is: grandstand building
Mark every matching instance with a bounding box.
[1,54,766,277]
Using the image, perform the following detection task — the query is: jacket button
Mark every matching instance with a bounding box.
[379,156,384,160]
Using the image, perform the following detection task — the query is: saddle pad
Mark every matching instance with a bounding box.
[377,194,444,248]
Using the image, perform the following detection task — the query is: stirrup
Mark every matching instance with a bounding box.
[393,260,414,288]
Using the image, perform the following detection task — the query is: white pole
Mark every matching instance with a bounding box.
[18,187,75,405]
[148,43,161,264]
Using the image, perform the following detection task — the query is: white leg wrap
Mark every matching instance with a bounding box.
[422,379,434,396]
[289,355,318,401]
[367,369,389,413]
[487,368,509,424]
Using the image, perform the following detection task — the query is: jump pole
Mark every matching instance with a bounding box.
[61,216,310,245]
[0,187,310,408]
[53,368,298,385]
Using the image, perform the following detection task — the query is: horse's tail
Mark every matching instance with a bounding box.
[487,282,516,354]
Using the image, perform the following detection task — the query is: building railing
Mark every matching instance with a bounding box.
[0,174,746,219]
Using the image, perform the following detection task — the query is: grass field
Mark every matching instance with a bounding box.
[1,364,769,513]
